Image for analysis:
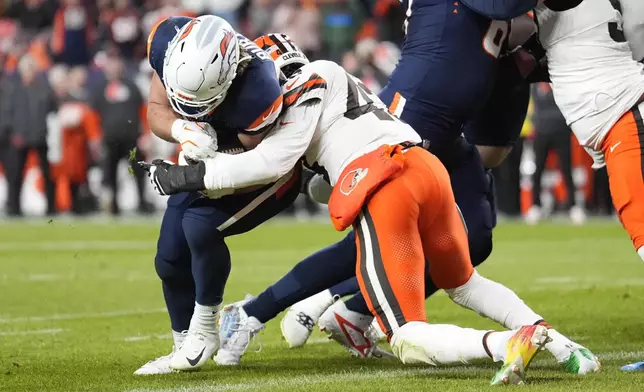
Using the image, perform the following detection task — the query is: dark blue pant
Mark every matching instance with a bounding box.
[155,172,300,332]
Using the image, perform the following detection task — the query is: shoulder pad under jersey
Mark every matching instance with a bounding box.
[282,60,333,109]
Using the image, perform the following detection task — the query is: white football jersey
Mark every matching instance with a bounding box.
[536,0,644,149]
[201,60,421,191]
[290,60,421,184]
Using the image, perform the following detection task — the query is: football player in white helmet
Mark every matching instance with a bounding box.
[135,18,300,375]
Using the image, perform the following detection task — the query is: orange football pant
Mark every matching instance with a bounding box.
[601,101,644,252]
[353,147,474,338]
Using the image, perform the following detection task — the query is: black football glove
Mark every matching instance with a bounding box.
[138,159,206,196]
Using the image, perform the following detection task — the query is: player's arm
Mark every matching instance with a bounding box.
[147,72,179,142]
[202,100,322,190]
[621,0,644,62]
[140,99,323,196]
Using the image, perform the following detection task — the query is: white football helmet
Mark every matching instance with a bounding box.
[163,15,244,119]
[254,33,309,80]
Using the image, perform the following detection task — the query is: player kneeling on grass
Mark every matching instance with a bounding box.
[140,51,588,384]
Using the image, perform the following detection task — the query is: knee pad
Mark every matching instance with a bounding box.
[447,142,494,266]
[468,226,493,267]
[154,252,191,282]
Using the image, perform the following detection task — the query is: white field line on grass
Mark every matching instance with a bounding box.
[126,351,644,392]
[123,333,173,342]
[0,241,155,251]
[126,367,483,392]
[0,328,65,336]
[0,308,166,324]
[0,241,320,261]
[0,272,157,283]
[597,351,644,361]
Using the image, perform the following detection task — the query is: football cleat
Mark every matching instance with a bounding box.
[134,350,176,375]
[491,325,550,385]
[561,346,601,374]
[318,300,394,359]
[281,290,337,348]
[621,361,644,372]
[215,304,264,366]
[169,329,219,371]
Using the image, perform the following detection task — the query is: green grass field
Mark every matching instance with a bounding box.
[0,219,643,391]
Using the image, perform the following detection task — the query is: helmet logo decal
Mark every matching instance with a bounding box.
[178,19,198,42]
[220,30,235,58]
[218,37,238,86]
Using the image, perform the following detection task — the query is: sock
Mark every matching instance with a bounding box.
[189,303,220,333]
[445,270,542,329]
[172,330,186,349]
[244,231,357,323]
[484,330,517,362]
[544,328,578,363]
[392,322,493,365]
[329,278,360,297]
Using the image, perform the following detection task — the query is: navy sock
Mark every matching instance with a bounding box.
[183,208,231,306]
[328,278,360,297]
[343,292,372,315]
[244,231,357,323]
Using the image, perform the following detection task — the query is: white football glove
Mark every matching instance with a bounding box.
[171,119,218,161]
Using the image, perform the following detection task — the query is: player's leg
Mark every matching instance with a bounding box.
[397,148,549,383]
[553,129,586,224]
[464,69,529,170]
[170,198,235,370]
[135,193,195,375]
[601,102,644,259]
[420,149,599,374]
[355,148,546,384]
[214,231,359,364]
[279,276,360,348]
[102,141,121,215]
[527,123,552,224]
[352,152,488,365]
[443,137,495,266]
[319,138,495,354]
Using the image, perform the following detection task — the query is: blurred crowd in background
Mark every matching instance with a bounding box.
[0,0,614,223]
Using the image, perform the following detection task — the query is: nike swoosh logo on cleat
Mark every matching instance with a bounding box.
[186,347,206,367]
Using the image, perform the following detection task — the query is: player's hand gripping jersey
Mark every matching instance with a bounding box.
[535,0,644,150]
[147,16,283,135]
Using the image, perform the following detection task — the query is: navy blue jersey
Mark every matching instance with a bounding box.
[460,0,538,19]
[147,17,283,135]
[380,1,510,155]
